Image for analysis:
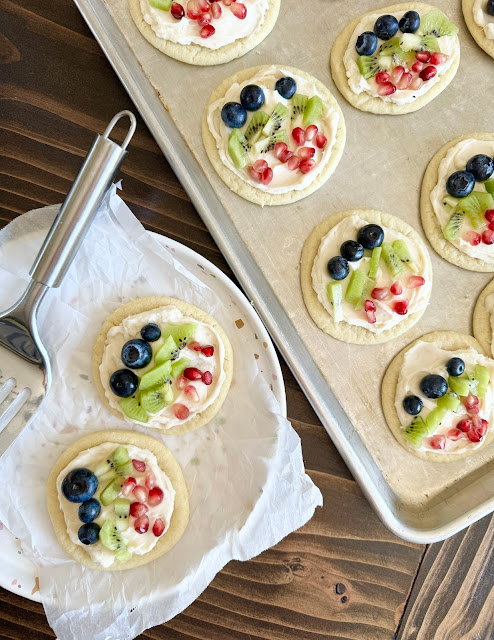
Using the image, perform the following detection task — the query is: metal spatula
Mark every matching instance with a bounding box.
[0,110,136,457]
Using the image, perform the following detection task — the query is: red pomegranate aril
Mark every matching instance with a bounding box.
[201,345,214,357]
[130,502,148,518]
[461,393,480,412]
[299,159,315,174]
[364,300,376,312]
[253,159,268,173]
[173,403,190,420]
[262,167,273,185]
[457,418,473,432]
[298,147,315,160]
[210,1,221,17]
[279,149,293,163]
[132,459,146,472]
[411,61,424,73]
[364,300,376,324]
[132,485,147,503]
[429,435,446,450]
[375,71,391,85]
[189,341,202,351]
[223,0,233,5]
[467,428,483,443]
[390,282,403,296]
[230,2,246,18]
[273,142,287,159]
[292,127,305,146]
[430,52,448,65]
[184,367,202,380]
[134,515,149,534]
[186,0,201,19]
[393,300,409,315]
[175,375,188,390]
[287,155,301,171]
[407,275,425,288]
[121,477,137,497]
[247,166,262,183]
[371,287,390,301]
[447,428,463,441]
[409,76,424,90]
[377,82,396,96]
[485,209,494,222]
[390,65,404,84]
[198,12,211,25]
[415,51,431,63]
[397,72,413,90]
[198,0,209,10]
[305,125,318,141]
[480,419,489,436]
[148,486,164,506]
[153,518,166,537]
[145,472,156,490]
[170,2,185,18]
[420,65,437,81]
[464,230,481,246]
[489,221,494,232]
[200,24,215,37]
[184,384,200,402]
[314,133,327,149]
[202,370,213,385]
[483,229,494,245]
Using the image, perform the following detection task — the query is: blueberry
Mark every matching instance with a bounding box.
[357,224,384,249]
[420,374,448,399]
[446,171,475,198]
[275,77,296,99]
[403,395,423,416]
[78,498,101,524]
[399,10,420,33]
[62,468,98,503]
[121,339,152,369]
[240,85,265,111]
[465,154,494,182]
[446,357,465,377]
[141,323,161,342]
[78,522,101,545]
[355,31,378,56]
[374,14,399,41]
[488,0,494,16]
[340,240,364,262]
[109,369,138,398]
[327,256,350,280]
[221,102,247,128]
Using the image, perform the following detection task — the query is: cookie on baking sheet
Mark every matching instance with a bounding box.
[47,430,189,570]
[382,331,494,461]
[129,0,280,65]
[300,210,432,345]
[330,3,460,115]
[202,65,346,206]
[463,0,494,59]
[92,297,233,435]
[420,132,494,272]
[473,278,494,356]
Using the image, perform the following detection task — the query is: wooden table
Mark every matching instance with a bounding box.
[1,0,493,638]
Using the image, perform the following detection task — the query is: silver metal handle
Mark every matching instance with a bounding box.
[29,110,136,288]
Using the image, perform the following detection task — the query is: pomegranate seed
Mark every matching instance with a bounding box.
[198,0,209,10]
[200,24,215,37]
[145,472,156,490]
[121,477,137,497]
[299,159,315,174]
[485,209,494,222]
[447,428,463,441]
[291,127,305,146]
[409,76,424,90]
[132,485,147,503]
[471,415,482,429]
[371,287,390,301]
[184,367,202,380]
[130,502,148,518]
[132,459,146,473]
[420,65,437,81]
[247,166,262,183]
[210,1,221,17]
[364,300,376,324]
[415,51,431,63]
[186,0,201,19]
[377,82,396,96]
[202,371,213,385]
[479,419,489,437]
[397,72,413,90]
[279,149,293,163]
[201,345,214,357]
[253,159,268,173]
[305,125,318,141]
[457,418,473,432]
[375,72,391,85]
[175,375,188,390]
[262,167,273,185]
[134,515,149,534]
[148,486,164,506]
[273,142,287,159]
[298,147,315,160]
[463,230,481,246]
[483,230,494,245]
[393,300,408,315]
[390,282,403,296]
[230,2,246,18]
[287,155,301,171]
[461,394,480,412]
[489,221,494,232]
[407,276,425,288]
[467,428,483,443]
[184,384,200,402]
[223,0,233,5]
[173,403,190,420]
[429,435,446,450]
[411,61,424,73]
[170,2,184,18]
[153,518,165,537]
[189,341,202,351]
[198,12,211,25]
[391,65,404,83]
[315,133,327,149]
[430,52,448,65]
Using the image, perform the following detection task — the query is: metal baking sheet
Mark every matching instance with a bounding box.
[74,0,494,542]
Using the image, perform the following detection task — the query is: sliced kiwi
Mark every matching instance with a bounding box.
[448,375,470,396]
[228,129,249,169]
[162,324,197,350]
[139,360,172,392]
[456,192,494,229]
[114,498,131,532]
[393,49,416,68]
[344,270,366,307]
[94,446,129,478]
[425,406,448,433]
[171,357,190,379]
[475,364,489,398]
[244,111,269,144]
[437,392,460,412]
[420,9,459,37]
[381,242,404,278]
[485,180,494,195]
[357,53,392,80]
[149,0,172,9]
[141,383,174,414]
[155,335,179,366]
[399,33,440,52]
[99,519,129,558]
[443,210,465,241]
[403,415,428,447]
[442,194,460,211]
[290,94,308,122]
[119,395,148,423]
[326,282,343,323]
[355,276,376,311]
[253,129,288,155]
[262,103,290,137]
[100,478,124,507]
[303,96,323,125]
[379,37,403,56]
[393,240,418,272]
[98,460,134,484]
[116,548,132,563]
[368,247,382,279]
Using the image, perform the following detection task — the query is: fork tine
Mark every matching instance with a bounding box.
[0,378,16,405]
[0,387,32,434]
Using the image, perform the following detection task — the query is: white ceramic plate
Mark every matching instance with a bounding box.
[0,231,286,603]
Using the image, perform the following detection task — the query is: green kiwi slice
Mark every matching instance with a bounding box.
[149,0,172,9]
[99,519,130,561]
[368,247,382,279]
[355,276,376,311]
[344,270,366,306]
[442,195,459,211]
[485,181,494,196]
[98,460,134,484]
[425,406,448,433]
[155,335,179,366]
[399,33,440,52]
[100,478,125,507]
[171,357,190,379]
[139,360,172,392]
[393,240,418,272]
[420,9,459,37]
[475,364,489,398]
[140,382,174,414]
[114,498,131,532]
[403,415,428,447]
[244,111,269,144]
[253,129,288,155]
[456,192,494,229]
[162,324,197,350]
[381,242,404,278]
[119,395,149,423]
[437,392,460,412]
[228,129,249,169]
[262,103,290,137]
[290,94,308,122]
[303,96,323,125]
[326,282,343,322]
[443,210,465,241]
[448,376,470,396]
[94,446,129,478]
[357,54,392,80]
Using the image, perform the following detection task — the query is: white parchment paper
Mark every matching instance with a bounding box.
[0,186,322,640]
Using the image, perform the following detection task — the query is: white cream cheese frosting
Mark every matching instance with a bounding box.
[343,9,459,104]
[395,342,494,453]
[430,138,494,263]
[206,65,340,194]
[140,0,270,49]
[311,215,431,333]
[56,442,175,568]
[100,305,226,429]
[473,0,494,39]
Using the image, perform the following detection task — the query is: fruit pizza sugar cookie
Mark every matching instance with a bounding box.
[463,0,494,59]
[47,430,189,570]
[129,0,280,65]
[331,3,460,115]
[300,210,432,345]
[382,332,494,461]
[202,65,346,206]
[421,133,494,271]
[93,297,233,435]
[473,278,494,356]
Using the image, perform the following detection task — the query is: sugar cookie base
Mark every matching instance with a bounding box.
[473,278,494,355]
[462,0,494,59]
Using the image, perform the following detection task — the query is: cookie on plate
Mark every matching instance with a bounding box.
[382,331,494,461]
[473,278,494,356]
[420,132,494,272]
[47,430,189,570]
[300,210,432,345]
[93,297,233,435]
[129,0,280,66]
[330,3,460,115]
[202,65,346,206]
[462,0,494,59]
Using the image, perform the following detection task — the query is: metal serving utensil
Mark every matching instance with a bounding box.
[0,110,136,457]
